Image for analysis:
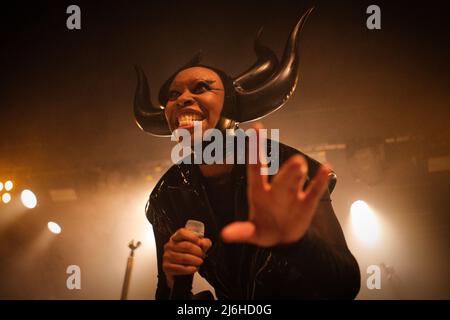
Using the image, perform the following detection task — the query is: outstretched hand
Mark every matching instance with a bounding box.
[221,123,331,247]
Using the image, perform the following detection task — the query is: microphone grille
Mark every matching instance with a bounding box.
[185,219,205,238]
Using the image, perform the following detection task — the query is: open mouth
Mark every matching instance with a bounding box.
[176,112,205,128]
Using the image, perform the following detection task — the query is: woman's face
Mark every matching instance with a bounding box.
[164,67,225,141]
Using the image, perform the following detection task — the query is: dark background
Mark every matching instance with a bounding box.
[0,0,449,299]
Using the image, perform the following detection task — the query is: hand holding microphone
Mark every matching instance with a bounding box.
[162,220,212,298]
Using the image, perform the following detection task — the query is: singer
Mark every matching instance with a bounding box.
[135,8,361,299]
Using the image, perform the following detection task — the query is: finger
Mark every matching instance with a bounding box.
[247,122,269,194]
[164,251,204,267]
[272,155,308,198]
[303,165,331,207]
[171,228,200,243]
[198,238,212,253]
[165,240,204,258]
[221,221,256,243]
[163,263,198,276]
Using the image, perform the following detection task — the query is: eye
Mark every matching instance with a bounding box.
[168,90,181,101]
[192,81,212,94]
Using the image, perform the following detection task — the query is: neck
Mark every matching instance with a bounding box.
[199,163,234,177]
[195,125,237,177]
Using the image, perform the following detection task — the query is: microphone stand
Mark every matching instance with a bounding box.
[120,239,141,300]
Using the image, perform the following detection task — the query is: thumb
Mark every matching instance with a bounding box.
[221,221,256,243]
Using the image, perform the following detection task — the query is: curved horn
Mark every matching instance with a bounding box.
[234,7,314,122]
[233,27,279,90]
[134,65,171,136]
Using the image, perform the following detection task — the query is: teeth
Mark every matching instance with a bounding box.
[178,114,204,127]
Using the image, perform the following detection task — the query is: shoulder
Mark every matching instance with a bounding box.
[150,164,185,197]
[273,141,321,176]
[145,164,187,234]
[274,141,337,194]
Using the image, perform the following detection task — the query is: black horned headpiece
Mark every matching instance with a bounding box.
[134,8,314,136]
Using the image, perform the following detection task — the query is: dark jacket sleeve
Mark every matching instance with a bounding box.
[146,197,172,300]
[269,189,361,299]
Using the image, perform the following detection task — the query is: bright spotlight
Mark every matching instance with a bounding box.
[350,200,380,245]
[5,180,13,191]
[2,193,11,204]
[21,189,37,209]
[48,221,62,234]
[0,182,3,191]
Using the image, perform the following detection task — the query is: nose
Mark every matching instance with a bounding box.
[176,91,195,107]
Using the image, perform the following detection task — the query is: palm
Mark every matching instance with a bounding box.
[221,124,330,247]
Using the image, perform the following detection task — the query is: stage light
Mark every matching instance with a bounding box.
[5,180,13,191]
[21,189,37,209]
[48,221,62,234]
[2,193,11,204]
[0,182,3,191]
[350,200,380,245]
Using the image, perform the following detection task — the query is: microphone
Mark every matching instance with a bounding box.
[170,220,205,300]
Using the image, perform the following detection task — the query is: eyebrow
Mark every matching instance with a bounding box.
[170,78,216,88]
[200,79,216,84]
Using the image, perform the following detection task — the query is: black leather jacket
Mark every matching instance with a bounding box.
[146,142,360,299]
